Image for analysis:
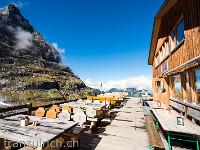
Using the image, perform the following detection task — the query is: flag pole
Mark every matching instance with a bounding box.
[101,81,102,94]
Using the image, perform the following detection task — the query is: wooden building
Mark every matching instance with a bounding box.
[148,0,200,123]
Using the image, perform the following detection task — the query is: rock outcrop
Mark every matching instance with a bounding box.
[0,4,95,107]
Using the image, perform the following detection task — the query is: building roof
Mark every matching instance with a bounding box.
[148,0,179,65]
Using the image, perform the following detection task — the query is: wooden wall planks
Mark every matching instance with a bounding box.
[152,0,200,78]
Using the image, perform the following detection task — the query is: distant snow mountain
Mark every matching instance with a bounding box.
[91,87,151,97]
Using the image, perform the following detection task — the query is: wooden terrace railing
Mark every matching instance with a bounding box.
[0,97,87,118]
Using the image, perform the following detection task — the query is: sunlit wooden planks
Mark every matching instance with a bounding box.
[152,0,200,78]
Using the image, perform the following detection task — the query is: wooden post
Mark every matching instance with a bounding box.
[0,138,4,150]
[181,72,186,101]
[152,78,157,101]
[185,106,188,117]
[27,103,32,115]
[189,71,196,103]
[166,77,170,106]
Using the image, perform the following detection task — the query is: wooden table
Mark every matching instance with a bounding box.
[109,99,122,105]
[61,102,105,110]
[0,115,77,149]
[82,103,105,110]
[61,102,84,108]
[152,109,200,150]
[147,101,167,109]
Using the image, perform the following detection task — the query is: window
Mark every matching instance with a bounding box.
[159,49,162,62]
[162,45,165,58]
[177,19,185,44]
[171,30,177,49]
[156,81,165,93]
[194,69,200,103]
[155,19,184,69]
[171,75,182,99]
[171,19,185,50]
[165,40,170,56]
[185,73,191,101]
[161,81,164,93]
[156,40,171,67]
[167,39,170,53]
[174,75,182,93]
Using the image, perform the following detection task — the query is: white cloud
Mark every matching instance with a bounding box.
[1,1,29,10]
[85,78,101,89]
[52,42,65,53]
[7,26,33,49]
[84,75,152,92]
[11,1,29,8]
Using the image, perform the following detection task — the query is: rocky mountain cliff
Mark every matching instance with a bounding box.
[0,4,95,107]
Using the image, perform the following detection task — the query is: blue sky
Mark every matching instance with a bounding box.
[1,0,165,90]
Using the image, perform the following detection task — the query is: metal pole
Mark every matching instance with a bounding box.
[105,97,106,117]
[168,132,171,150]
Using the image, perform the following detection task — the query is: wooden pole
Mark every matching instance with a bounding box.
[27,103,32,115]
[166,77,170,106]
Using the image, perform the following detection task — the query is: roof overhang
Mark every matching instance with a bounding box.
[148,0,179,65]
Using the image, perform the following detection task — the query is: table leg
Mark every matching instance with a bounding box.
[146,124,147,132]
[156,121,159,131]
[152,112,156,124]
[0,138,5,149]
[168,132,171,150]
[149,144,152,150]
[196,135,199,150]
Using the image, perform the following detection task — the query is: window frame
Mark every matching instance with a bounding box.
[155,17,185,69]
[177,19,185,44]
[194,69,200,104]
[170,74,183,100]
[156,80,165,93]
[182,72,192,102]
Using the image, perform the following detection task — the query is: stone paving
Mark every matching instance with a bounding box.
[95,97,149,150]
[79,97,196,150]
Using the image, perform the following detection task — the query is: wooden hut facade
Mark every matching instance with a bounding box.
[148,0,200,123]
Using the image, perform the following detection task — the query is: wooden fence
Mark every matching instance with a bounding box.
[0,97,87,118]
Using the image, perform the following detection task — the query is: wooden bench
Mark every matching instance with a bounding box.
[141,106,152,116]
[46,109,57,119]
[61,105,72,113]
[145,116,164,150]
[77,99,83,102]
[169,100,185,114]
[35,107,45,117]
[51,105,60,113]
[188,107,200,121]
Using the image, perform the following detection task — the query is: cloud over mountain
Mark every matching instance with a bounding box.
[84,75,152,92]
[11,1,29,8]
[7,26,33,49]
[52,42,65,53]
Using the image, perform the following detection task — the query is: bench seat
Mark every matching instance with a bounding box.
[141,106,152,116]
[145,116,164,149]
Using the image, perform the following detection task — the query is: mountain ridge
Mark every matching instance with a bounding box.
[0,4,95,107]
